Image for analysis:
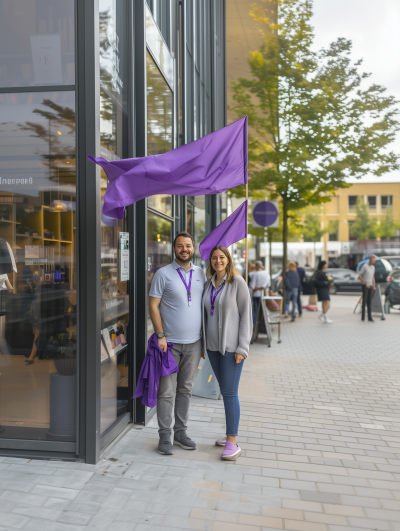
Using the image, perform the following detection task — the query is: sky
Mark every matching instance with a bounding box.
[311,0,400,183]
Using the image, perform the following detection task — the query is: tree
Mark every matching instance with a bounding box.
[377,208,399,241]
[302,211,329,265]
[230,0,400,276]
[350,197,377,242]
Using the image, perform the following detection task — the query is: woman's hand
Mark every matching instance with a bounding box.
[201,351,205,359]
[235,353,245,364]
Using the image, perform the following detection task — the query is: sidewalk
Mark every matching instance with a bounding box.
[1,295,399,531]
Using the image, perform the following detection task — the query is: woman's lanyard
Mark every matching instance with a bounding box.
[176,269,193,306]
[210,283,224,316]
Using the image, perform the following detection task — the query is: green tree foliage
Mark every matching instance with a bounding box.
[377,208,399,240]
[230,0,400,274]
[302,212,328,243]
[350,197,377,241]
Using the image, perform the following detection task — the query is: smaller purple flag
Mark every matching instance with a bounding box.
[199,200,248,261]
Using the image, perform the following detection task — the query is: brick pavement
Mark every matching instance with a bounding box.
[0,295,399,531]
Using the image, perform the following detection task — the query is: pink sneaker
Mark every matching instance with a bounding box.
[222,441,241,461]
[215,437,227,447]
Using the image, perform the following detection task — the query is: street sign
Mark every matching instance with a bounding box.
[252,201,279,228]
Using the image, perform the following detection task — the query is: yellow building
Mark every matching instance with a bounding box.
[322,182,400,242]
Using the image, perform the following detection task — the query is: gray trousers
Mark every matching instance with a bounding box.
[157,339,202,436]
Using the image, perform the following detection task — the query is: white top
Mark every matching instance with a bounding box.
[359,263,375,286]
[149,260,206,344]
[249,270,271,298]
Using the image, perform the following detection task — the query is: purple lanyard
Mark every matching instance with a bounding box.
[210,283,224,316]
[176,269,193,306]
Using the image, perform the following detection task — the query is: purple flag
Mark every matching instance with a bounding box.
[199,200,248,261]
[88,116,247,219]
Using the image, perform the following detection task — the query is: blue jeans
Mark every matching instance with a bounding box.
[285,287,298,317]
[207,350,244,436]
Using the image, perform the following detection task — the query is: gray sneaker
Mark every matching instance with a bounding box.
[174,431,197,450]
[158,432,174,455]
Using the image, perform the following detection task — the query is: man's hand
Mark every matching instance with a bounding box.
[373,285,376,290]
[235,353,245,364]
[158,336,168,352]
[366,284,371,289]
[201,351,205,359]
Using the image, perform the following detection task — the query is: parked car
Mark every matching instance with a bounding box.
[356,256,393,284]
[385,267,400,310]
[325,268,362,294]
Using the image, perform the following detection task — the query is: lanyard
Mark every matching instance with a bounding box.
[176,268,193,306]
[210,283,224,316]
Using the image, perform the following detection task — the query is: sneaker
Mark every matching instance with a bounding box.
[174,431,197,450]
[318,313,325,322]
[215,437,227,447]
[323,315,333,324]
[222,441,241,461]
[158,432,174,455]
[368,318,374,322]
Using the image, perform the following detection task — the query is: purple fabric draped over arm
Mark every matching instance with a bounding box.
[88,116,248,219]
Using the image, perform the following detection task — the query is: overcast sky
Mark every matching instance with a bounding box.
[312,0,400,183]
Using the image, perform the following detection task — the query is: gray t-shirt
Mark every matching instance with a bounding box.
[149,260,206,344]
[359,263,375,286]
[204,274,226,352]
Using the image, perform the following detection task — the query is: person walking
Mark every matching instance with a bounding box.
[202,246,252,461]
[295,261,307,318]
[314,260,333,324]
[358,256,376,322]
[284,262,300,322]
[249,260,271,323]
[149,232,206,455]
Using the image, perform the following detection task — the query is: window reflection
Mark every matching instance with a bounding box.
[99,0,130,436]
[147,51,173,217]
[0,91,76,441]
[0,0,75,88]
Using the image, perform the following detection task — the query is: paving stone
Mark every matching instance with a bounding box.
[300,491,341,504]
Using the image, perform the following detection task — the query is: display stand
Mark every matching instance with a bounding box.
[353,284,386,320]
[252,296,282,346]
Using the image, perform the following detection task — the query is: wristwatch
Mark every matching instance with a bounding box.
[157,332,165,339]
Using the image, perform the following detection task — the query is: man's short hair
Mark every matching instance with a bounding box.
[255,260,263,269]
[173,231,194,248]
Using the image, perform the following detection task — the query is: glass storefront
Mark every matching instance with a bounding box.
[99,0,130,437]
[0,90,77,441]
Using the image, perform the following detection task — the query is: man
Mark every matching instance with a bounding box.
[149,232,206,455]
[295,262,307,317]
[249,260,271,323]
[358,256,376,322]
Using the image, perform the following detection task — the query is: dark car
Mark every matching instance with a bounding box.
[385,268,400,310]
[325,268,362,294]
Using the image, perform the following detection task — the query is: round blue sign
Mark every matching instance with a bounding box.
[253,201,278,227]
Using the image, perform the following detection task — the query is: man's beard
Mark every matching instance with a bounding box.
[175,250,194,264]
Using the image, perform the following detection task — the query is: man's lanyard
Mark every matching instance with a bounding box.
[210,283,224,316]
[176,268,193,306]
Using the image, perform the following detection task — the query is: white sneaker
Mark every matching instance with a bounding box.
[318,313,324,322]
[323,314,333,324]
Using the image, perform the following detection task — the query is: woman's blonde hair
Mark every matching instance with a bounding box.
[288,261,297,271]
[206,246,238,284]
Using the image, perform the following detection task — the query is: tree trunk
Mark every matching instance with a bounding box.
[282,199,288,302]
[269,238,272,279]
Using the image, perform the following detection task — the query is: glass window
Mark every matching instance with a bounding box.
[99,0,130,437]
[194,196,210,267]
[187,202,194,237]
[381,195,393,208]
[0,91,76,441]
[145,5,173,87]
[348,195,358,209]
[0,0,75,88]
[146,51,173,216]
[367,196,376,208]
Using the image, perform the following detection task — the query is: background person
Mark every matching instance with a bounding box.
[149,232,206,456]
[314,260,333,324]
[295,261,307,317]
[249,260,270,323]
[358,256,376,322]
[284,262,300,322]
[202,246,252,461]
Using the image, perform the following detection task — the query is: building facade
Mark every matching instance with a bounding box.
[0,0,226,463]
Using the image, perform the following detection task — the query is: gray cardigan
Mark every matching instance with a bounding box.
[201,275,253,358]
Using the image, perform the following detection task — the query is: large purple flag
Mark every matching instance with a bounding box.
[199,201,248,261]
[88,116,247,219]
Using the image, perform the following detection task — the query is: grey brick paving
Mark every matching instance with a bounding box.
[0,294,399,530]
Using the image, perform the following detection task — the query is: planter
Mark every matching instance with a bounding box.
[46,372,76,441]
[53,350,76,376]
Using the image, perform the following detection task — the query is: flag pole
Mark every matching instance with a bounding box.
[245,183,249,285]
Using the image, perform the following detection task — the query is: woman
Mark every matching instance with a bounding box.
[314,260,333,323]
[284,262,300,322]
[202,246,252,461]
